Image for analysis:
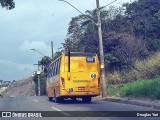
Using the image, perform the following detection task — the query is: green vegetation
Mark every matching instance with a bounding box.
[106,51,160,99]
[107,77,160,99]
[64,0,160,72]
[0,0,15,9]
[107,52,160,84]
[121,77,160,99]
[31,0,160,99]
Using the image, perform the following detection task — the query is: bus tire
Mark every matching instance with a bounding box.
[48,97,53,101]
[55,97,63,103]
[54,91,58,103]
[54,90,62,103]
[82,97,91,103]
[55,97,59,103]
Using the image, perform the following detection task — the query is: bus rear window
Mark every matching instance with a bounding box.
[86,57,95,63]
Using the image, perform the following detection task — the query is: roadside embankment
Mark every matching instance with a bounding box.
[2,77,35,97]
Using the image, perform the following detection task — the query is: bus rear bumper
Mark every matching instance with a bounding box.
[60,92,100,98]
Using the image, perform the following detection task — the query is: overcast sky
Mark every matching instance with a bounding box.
[0,0,132,81]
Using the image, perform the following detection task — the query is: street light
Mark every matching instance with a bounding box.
[30,48,45,96]
[24,68,36,77]
[30,49,45,57]
[30,48,46,71]
[33,63,41,96]
[24,68,33,76]
[59,0,117,97]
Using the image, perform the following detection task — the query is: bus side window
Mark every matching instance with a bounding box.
[58,59,61,73]
[53,62,55,76]
[57,59,60,74]
[50,64,52,77]
[53,63,55,76]
[55,61,58,75]
[49,65,51,77]
[54,62,56,76]
[54,62,57,76]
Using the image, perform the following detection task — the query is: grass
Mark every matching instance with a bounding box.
[106,84,121,97]
[107,77,160,99]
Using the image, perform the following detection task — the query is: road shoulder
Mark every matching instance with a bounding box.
[95,96,160,110]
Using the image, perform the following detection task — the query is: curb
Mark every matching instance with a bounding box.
[96,97,160,110]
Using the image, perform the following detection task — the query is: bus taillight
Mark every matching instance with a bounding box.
[61,77,65,86]
[98,78,100,87]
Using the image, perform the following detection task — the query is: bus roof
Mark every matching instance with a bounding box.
[65,52,96,57]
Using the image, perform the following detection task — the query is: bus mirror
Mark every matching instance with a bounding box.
[68,72,71,80]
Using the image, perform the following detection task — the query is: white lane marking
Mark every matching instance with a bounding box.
[34,99,39,102]
[51,107,70,116]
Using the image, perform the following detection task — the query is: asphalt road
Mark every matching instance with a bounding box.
[0,96,159,120]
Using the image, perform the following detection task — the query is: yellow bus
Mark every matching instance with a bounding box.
[45,52,101,103]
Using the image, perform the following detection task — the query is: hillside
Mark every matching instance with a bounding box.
[2,77,35,97]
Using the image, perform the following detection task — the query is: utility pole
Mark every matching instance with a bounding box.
[96,0,107,97]
[59,0,108,97]
[34,64,41,96]
[37,71,41,96]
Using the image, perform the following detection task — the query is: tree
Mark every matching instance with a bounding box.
[0,0,15,9]
[123,0,160,54]
[33,56,51,96]
[38,56,52,70]
[64,8,108,53]
[52,51,62,60]
[65,15,87,52]
[63,0,160,73]
[123,0,160,40]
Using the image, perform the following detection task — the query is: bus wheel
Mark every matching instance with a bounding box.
[55,97,59,103]
[54,91,63,103]
[82,97,91,103]
[55,97,63,103]
[48,97,53,101]
[54,93,58,103]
